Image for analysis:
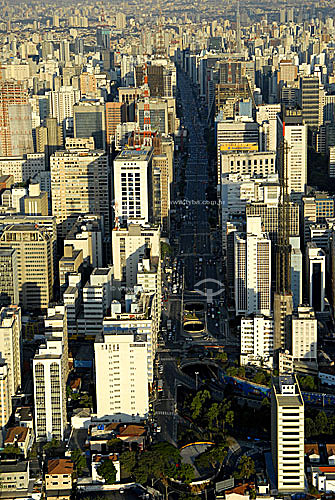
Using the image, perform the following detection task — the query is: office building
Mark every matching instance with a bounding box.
[137,251,162,321]
[152,154,170,233]
[64,215,104,268]
[0,306,21,403]
[116,12,126,30]
[36,117,63,161]
[33,337,67,441]
[0,248,19,307]
[106,102,126,147]
[246,201,299,244]
[135,65,164,97]
[329,146,335,177]
[48,86,81,128]
[307,243,326,312]
[0,224,54,311]
[0,153,45,183]
[240,315,274,368]
[220,150,276,177]
[290,237,303,310]
[271,375,304,492]
[292,306,317,361]
[95,291,158,421]
[112,224,160,288]
[77,267,113,338]
[24,184,48,216]
[215,114,259,181]
[59,246,83,288]
[73,101,106,150]
[303,193,334,244]
[79,73,97,98]
[0,362,10,428]
[301,75,322,128]
[0,81,33,157]
[137,99,169,135]
[50,146,109,238]
[282,116,307,199]
[113,148,153,225]
[234,216,271,316]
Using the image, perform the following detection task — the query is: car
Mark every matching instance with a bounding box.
[156,426,161,432]
[119,488,125,494]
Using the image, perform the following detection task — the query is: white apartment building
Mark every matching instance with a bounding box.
[33,338,67,441]
[271,375,305,493]
[256,103,281,151]
[290,236,303,310]
[307,243,326,312]
[113,148,153,225]
[220,151,276,177]
[0,306,21,410]
[78,267,113,338]
[48,86,81,128]
[0,154,45,183]
[137,254,161,322]
[234,217,271,316]
[0,362,10,428]
[95,329,150,422]
[112,224,160,288]
[292,306,317,361]
[278,116,307,199]
[240,315,274,368]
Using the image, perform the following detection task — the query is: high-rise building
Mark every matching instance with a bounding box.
[0,224,54,311]
[116,12,126,30]
[73,101,106,150]
[112,224,160,288]
[48,86,81,128]
[234,216,271,316]
[301,75,322,128]
[24,184,48,216]
[307,243,326,312]
[290,237,303,310]
[33,337,67,441]
[0,248,19,307]
[36,117,63,161]
[137,99,169,135]
[215,115,259,181]
[105,102,126,147]
[79,74,97,98]
[152,154,170,233]
[292,306,317,361]
[59,246,83,289]
[64,215,104,268]
[50,146,109,238]
[0,81,33,157]
[113,148,153,225]
[0,306,21,405]
[220,151,276,177]
[329,146,335,177]
[0,153,45,183]
[278,111,307,199]
[240,315,274,368]
[0,361,10,428]
[95,291,158,421]
[59,40,70,63]
[271,375,304,492]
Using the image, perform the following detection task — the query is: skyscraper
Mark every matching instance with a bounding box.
[0,81,33,157]
[301,75,322,129]
[0,248,19,307]
[0,224,54,311]
[113,148,153,225]
[234,216,271,316]
[50,145,109,238]
[271,375,304,492]
[73,101,106,150]
[105,102,126,147]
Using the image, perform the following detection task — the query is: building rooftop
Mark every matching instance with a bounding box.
[47,458,74,475]
[5,427,28,444]
[0,460,28,473]
[116,147,152,161]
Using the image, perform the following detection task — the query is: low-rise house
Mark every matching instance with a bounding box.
[327,445,335,465]
[91,453,120,483]
[305,444,321,463]
[0,459,29,492]
[312,466,335,492]
[45,458,74,499]
[4,426,33,458]
[14,406,34,430]
[116,424,147,450]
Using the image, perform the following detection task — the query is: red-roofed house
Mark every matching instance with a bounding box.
[45,459,74,498]
[4,426,32,458]
[312,466,335,492]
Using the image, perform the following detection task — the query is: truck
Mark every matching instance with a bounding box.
[157,379,163,392]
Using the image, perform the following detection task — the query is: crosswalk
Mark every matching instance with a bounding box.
[155,410,175,416]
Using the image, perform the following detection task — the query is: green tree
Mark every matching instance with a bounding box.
[315,411,328,435]
[170,463,195,484]
[96,459,117,484]
[207,403,220,432]
[190,390,211,420]
[71,449,86,475]
[253,372,267,385]
[133,442,181,485]
[120,451,136,477]
[215,352,228,364]
[43,438,60,451]
[107,438,123,453]
[2,445,21,456]
[234,455,255,480]
[305,418,316,439]
[299,376,316,391]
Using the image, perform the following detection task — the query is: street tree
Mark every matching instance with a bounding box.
[234,455,255,480]
[96,459,117,484]
[71,449,86,475]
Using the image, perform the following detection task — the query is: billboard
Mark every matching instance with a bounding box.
[220,142,258,152]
